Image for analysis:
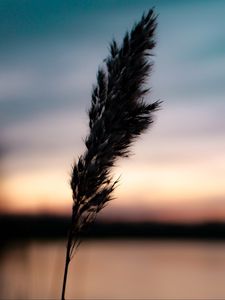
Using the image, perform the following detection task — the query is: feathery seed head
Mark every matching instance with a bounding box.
[70,8,160,234]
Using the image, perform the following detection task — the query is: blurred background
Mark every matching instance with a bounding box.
[1,0,225,298]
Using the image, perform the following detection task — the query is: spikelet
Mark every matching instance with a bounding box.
[70,8,160,251]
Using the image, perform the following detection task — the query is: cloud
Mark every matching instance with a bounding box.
[3,109,88,174]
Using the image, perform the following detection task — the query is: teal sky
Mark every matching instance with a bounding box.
[1,1,225,221]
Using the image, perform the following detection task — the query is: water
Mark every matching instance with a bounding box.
[1,240,225,299]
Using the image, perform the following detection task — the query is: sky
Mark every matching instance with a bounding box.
[0,0,225,222]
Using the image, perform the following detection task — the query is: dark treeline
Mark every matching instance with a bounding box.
[1,215,225,241]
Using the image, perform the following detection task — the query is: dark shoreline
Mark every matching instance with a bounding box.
[1,214,225,241]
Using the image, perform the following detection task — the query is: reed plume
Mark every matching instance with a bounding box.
[61,8,160,300]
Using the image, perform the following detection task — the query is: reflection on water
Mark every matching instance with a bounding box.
[1,240,225,299]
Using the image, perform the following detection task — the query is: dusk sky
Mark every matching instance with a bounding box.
[1,0,225,222]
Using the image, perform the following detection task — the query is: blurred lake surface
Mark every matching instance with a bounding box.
[1,239,225,299]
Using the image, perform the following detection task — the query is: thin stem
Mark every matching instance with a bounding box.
[61,206,78,300]
[61,222,73,300]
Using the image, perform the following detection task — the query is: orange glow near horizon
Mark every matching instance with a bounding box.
[1,153,225,222]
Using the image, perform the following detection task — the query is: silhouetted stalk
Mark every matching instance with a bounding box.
[61,8,160,300]
[61,220,73,300]
[61,206,79,300]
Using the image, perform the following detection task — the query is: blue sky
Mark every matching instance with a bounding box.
[0,0,225,221]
